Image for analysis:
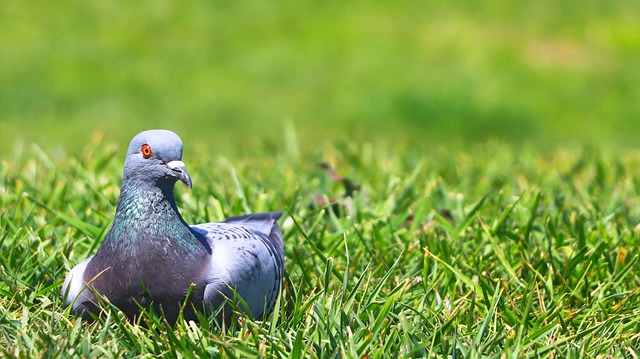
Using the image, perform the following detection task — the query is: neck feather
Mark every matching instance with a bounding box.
[101,178,200,253]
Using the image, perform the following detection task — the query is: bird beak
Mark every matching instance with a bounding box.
[166,160,192,188]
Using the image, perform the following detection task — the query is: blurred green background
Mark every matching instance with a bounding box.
[1,1,639,154]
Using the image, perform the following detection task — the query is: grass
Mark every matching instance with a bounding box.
[1,136,639,358]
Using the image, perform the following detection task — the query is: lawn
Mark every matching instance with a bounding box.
[1,1,640,357]
[1,140,639,357]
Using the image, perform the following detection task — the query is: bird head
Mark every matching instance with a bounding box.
[123,129,193,189]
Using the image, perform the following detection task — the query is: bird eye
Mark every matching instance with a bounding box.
[141,144,153,158]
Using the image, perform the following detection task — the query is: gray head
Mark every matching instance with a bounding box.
[122,129,192,189]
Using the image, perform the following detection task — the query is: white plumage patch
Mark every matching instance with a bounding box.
[62,257,92,308]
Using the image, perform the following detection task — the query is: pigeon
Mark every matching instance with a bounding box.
[62,129,284,324]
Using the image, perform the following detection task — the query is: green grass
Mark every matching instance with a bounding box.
[1,137,639,358]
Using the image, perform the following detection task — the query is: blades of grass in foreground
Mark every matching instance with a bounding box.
[424,248,485,298]
[454,193,488,238]
[478,215,524,288]
[363,252,403,308]
[473,283,502,350]
[286,206,349,290]
[23,193,102,240]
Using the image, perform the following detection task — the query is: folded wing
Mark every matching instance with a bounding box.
[191,211,284,321]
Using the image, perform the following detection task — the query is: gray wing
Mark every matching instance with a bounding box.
[224,211,283,257]
[191,211,284,321]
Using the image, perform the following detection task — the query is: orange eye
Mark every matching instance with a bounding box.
[141,144,153,158]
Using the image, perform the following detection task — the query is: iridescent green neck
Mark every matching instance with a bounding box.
[102,179,202,254]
